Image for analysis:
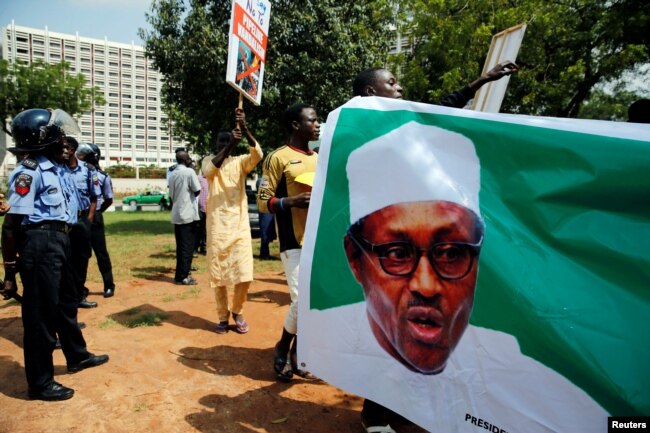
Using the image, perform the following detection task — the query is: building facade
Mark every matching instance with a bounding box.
[0,22,185,177]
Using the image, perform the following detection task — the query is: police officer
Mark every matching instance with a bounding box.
[65,137,101,308]
[76,143,116,298]
[1,108,109,401]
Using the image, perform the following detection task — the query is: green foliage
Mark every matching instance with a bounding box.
[140,0,395,154]
[0,59,105,134]
[394,0,649,118]
[579,88,641,122]
[105,163,165,179]
[139,165,167,179]
[106,163,136,178]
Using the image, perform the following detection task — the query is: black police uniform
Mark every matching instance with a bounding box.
[90,167,116,296]
[7,155,92,396]
[3,108,108,401]
[66,159,100,307]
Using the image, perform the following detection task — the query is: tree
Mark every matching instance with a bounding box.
[579,87,641,122]
[393,0,649,118]
[0,59,105,135]
[140,0,395,156]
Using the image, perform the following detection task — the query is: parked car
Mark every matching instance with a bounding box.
[246,190,260,237]
[122,190,170,210]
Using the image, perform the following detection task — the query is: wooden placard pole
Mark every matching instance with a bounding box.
[236,93,244,131]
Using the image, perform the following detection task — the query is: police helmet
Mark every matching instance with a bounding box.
[8,108,81,154]
[89,143,101,160]
[76,142,101,162]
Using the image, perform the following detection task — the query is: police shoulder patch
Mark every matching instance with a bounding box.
[21,158,38,170]
[15,173,33,196]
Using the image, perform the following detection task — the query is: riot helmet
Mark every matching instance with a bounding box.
[89,143,101,160]
[76,142,95,159]
[8,108,81,154]
[76,142,101,163]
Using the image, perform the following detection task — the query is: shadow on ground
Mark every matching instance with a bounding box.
[0,356,29,400]
[0,316,23,348]
[130,266,175,282]
[186,384,360,433]
[177,344,357,432]
[109,304,216,331]
[248,290,290,307]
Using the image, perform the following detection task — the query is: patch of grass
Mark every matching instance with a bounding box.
[133,401,149,412]
[177,286,201,300]
[161,295,175,303]
[125,312,169,328]
[99,318,119,329]
[83,211,284,286]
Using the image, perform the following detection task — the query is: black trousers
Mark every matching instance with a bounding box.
[69,215,92,300]
[174,222,196,281]
[90,212,115,292]
[19,228,89,390]
[194,211,206,252]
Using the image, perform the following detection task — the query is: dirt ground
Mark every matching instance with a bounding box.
[0,265,427,433]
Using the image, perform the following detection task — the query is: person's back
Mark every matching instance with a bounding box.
[169,164,199,225]
[169,150,201,285]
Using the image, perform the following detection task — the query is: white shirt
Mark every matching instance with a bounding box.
[169,164,200,225]
[300,303,608,433]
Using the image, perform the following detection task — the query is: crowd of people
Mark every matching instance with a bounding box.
[1,62,648,433]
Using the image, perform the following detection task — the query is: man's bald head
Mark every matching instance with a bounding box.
[176,150,192,166]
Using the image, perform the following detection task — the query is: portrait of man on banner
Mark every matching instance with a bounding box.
[342,123,484,375]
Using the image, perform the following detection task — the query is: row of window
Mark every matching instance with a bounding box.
[12,35,150,57]
[81,120,166,126]
[81,126,167,132]
[107,103,159,109]
[107,95,158,100]
[91,110,161,118]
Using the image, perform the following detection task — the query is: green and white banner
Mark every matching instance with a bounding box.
[297,96,650,433]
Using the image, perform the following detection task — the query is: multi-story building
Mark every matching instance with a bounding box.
[0,21,185,177]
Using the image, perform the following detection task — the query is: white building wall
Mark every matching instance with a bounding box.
[0,22,185,177]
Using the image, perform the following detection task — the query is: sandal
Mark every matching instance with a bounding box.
[273,343,293,381]
[361,422,396,433]
[290,352,318,380]
[232,313,249,334]
[214,321,229,334]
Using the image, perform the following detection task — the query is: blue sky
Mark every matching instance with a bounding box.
[0,0,157,45]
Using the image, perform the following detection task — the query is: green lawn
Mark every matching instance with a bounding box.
[85,211,283,285]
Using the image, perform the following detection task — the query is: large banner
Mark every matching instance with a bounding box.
[298,96,650,432]
[226,0,271,105]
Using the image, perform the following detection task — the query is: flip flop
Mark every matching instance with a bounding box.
[214,321,229,334]
[232,313,249,334]
[361,422,396,433]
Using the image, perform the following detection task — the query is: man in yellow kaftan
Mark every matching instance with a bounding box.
[201,109,263,334]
